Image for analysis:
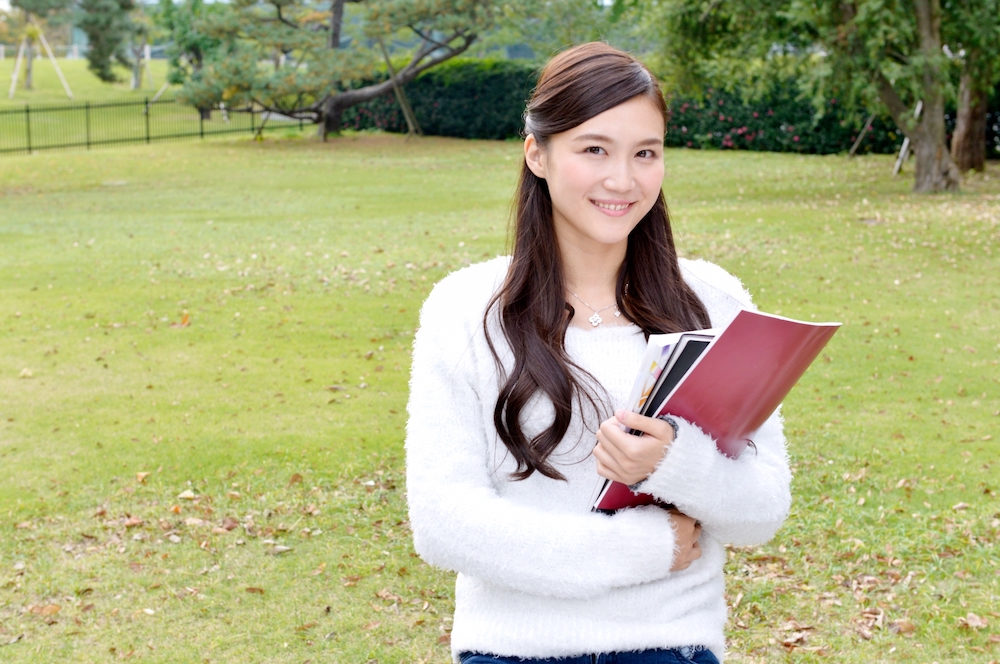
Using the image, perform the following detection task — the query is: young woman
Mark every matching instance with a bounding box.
[405,43,791,664]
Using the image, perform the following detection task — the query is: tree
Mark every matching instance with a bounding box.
[945,0,1000,172]
[650,0,994,192]
[157,0,225,118]
[478,0,645,60]
[11,0,72,90]
[77,0,137,82]
[185,0,498,138]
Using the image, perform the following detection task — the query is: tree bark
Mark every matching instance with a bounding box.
[951,65,988,173]
[330,0,345,49]
[319,97,344,139]
[908,0,960,192]
[25,42,34,90]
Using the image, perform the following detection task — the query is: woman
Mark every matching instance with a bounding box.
[405,43,791,664]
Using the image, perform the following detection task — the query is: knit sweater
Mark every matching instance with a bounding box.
[405,256,791,663]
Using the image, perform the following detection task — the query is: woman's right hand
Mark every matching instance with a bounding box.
[668,510,702,572]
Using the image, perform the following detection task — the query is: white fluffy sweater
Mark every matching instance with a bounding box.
[405,257,791,662]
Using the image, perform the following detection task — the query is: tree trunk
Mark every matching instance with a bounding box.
[908,0,960,192]
[951,66,988,173]
[318,96,343,140]
[25,42,34,90]
[199,107,211,121]
[330,0,345,49]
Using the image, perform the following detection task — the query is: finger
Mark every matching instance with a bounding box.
[592,444,626,483]
[613,408,673,440]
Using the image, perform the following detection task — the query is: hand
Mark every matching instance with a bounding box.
[593,409,676,486]
[668,510,702,572]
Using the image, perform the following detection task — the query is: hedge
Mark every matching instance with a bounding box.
[343,58,1000,159]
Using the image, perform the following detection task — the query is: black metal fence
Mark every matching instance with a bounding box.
[0,97,305,156]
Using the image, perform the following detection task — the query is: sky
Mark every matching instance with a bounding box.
[0,0,10,13]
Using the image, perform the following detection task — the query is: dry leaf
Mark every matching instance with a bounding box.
[958,613,988,630]
[177,490,197,500]
[342,575,361,587]
[889,619,916,635]
[29,604,61,616]
[288,473,303,487]
[266,545,293,555]
[245,587,265,595]
[136,472,150,484]
[437,634,451,645]
[184,517,206,527]
[363,621,381,631]
[123,516,143,528]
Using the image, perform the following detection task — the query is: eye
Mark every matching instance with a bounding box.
[636,149,657,158]
[585,146,606,155]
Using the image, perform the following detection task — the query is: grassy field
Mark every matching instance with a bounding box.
[1,58,179,107]
[1,134,998,663]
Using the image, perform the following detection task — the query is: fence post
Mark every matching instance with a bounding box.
[251,104,255,135]
[25,105,31,154]
[86,102,91,149]
[200,108,204,139]
[145,97,151,143]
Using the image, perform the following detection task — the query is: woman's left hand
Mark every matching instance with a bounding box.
[593,409,676,486]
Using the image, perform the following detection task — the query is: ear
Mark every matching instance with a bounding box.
[523,133,547,179]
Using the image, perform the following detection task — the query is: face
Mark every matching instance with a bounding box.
[524,95,665,256]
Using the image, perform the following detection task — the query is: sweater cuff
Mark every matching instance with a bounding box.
[639,417,726,507]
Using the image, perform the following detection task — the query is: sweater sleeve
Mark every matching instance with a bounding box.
[637,259,791,545]
[405,271,681,599]
[638,411,791,546]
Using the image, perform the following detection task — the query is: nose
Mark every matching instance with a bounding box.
[603,156,634,192]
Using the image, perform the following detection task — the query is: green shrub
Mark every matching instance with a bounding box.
[344,59,999,158]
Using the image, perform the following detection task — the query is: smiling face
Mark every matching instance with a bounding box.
[524,95,665,257]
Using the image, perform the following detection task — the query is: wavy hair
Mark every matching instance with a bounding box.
[484,43,711,481]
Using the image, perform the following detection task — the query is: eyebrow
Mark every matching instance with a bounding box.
[572,133,663,147]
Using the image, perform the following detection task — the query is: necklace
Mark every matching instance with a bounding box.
[569,290,621,327]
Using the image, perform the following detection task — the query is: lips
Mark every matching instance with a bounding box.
[591,200,634,213]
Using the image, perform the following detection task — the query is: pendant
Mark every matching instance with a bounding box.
[589,312,603,327]
[614,309,621,318]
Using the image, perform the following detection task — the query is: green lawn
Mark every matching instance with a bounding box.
[1,58,180,107]
[1,135,998,663]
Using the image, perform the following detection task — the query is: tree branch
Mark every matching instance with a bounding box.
[874,70,914,139]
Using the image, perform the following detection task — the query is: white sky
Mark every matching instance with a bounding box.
[0,0,11,13]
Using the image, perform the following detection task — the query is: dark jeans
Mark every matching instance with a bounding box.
[459,647,720,664]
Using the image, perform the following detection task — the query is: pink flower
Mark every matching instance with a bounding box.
[793,136,799,142]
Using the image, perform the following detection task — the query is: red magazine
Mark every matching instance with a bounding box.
[593,309,840,512]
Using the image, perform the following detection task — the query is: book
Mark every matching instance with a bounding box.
[592,308,841,512]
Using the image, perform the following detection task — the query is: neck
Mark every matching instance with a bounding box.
[561,242,625,300]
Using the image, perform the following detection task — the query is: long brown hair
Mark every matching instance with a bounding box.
[485,43,711,481]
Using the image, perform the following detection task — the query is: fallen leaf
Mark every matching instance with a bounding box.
[29,604,61,616]
[123,516,143,528]
[952,502,971,511]
[177,490,197,500]
[136,472,151,484]
[295,622,317,632]
[342,575,361,587]
[288,473,303,487]
[889,619,916,635]
[363,621,381,631]
[19,368,33,379]
[220,516,239,531]
[266,545,293,555]
[245,587,265,595]
[184,517,207,527]
[437,634,451,645]
[958,612,988,630]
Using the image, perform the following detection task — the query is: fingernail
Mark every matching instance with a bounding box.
[615,409,627,421]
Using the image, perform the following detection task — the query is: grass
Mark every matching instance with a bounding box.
[1,134,998,663]
[1,58,180,107]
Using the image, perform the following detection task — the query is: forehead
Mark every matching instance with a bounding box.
[561,96,665,145]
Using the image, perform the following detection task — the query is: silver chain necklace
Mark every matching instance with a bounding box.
[569,290,621,327]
